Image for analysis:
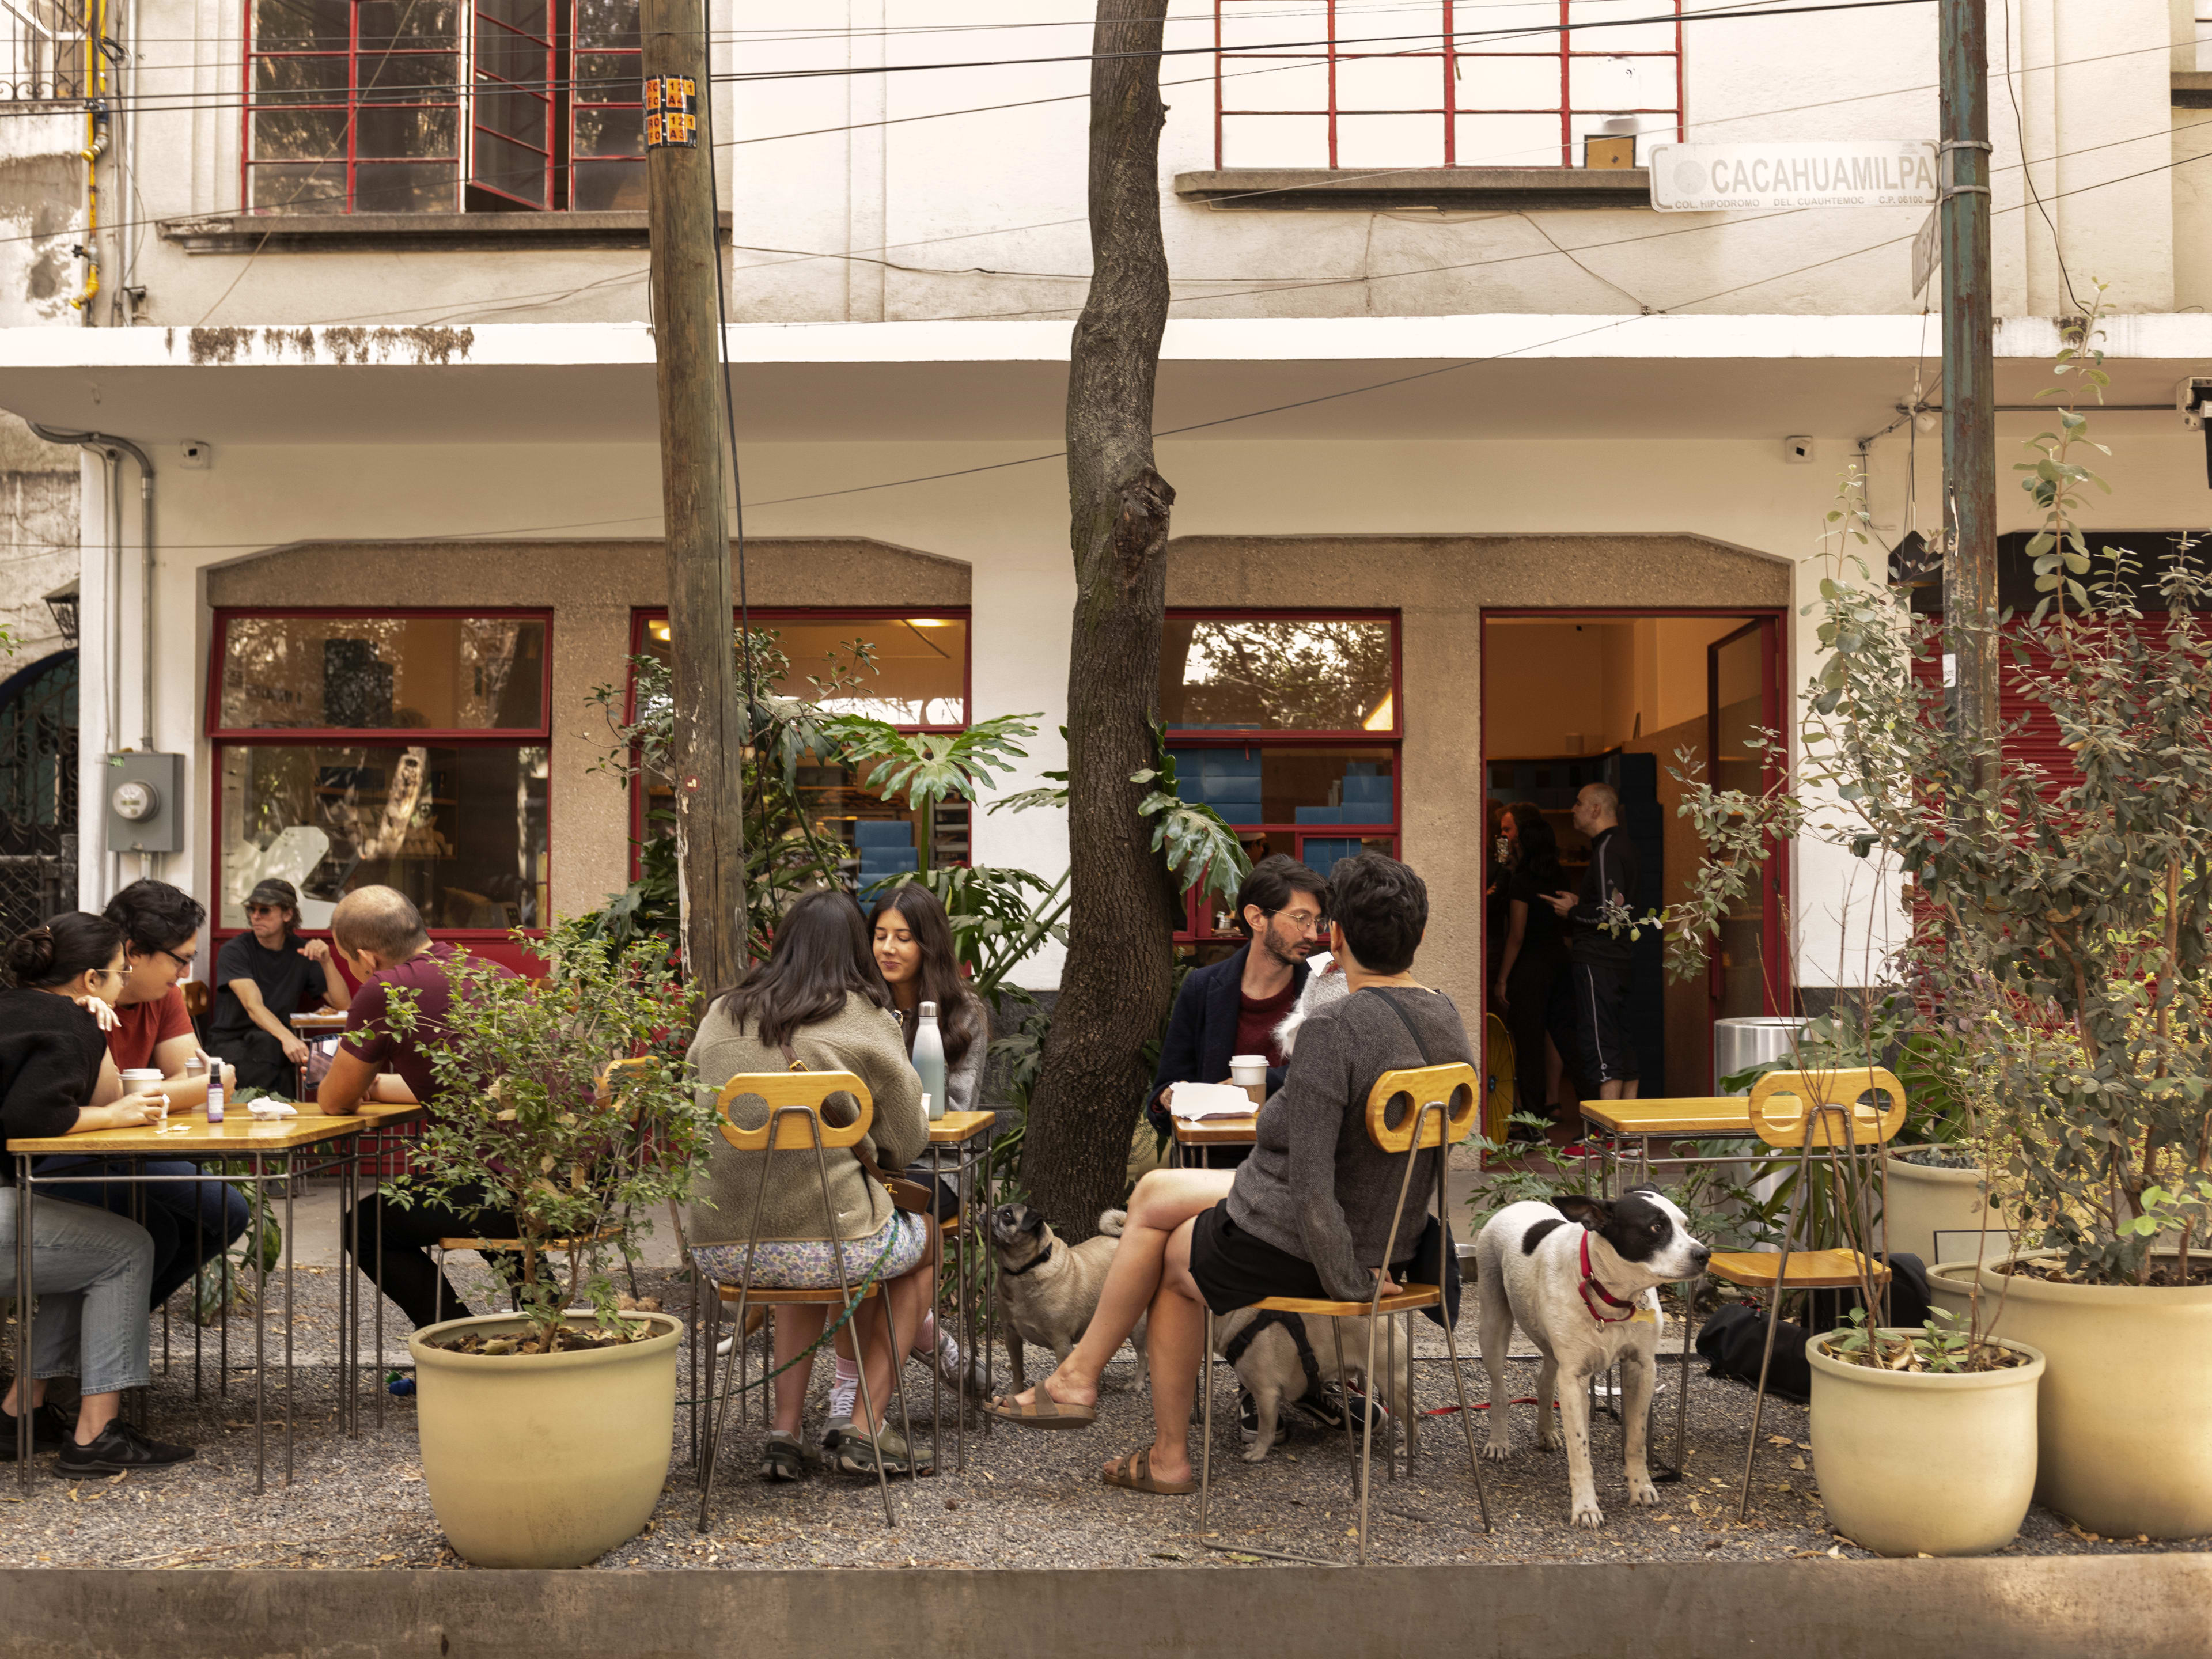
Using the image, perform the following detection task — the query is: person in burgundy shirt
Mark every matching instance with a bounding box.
[316,885,518,1329]
[1145,855,1330,1150]
[51,880,253,1309]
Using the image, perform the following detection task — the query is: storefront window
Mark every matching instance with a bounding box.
[1163,613,1401,948]
[210,610,552,938]
[632,609,972,882]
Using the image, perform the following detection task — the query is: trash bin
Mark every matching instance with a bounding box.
[1713,1016,1810,1093]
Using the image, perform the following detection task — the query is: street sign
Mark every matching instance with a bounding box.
[1649,141,1937,212]
[1911,206,1940,297]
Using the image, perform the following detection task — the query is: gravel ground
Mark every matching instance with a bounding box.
[2,1261,2200,1571]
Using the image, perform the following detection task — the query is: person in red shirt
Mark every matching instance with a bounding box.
[316,885,518,1329]
[46,881,253,1310]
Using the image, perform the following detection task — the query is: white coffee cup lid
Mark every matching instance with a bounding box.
[121,1069,163,1082]
[1230,1054,1267,1066]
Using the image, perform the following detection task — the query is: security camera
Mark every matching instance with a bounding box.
[1783,436,1814,464]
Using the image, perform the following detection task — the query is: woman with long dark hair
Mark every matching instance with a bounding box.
[1493,803,1572,1124]
[686,888,935,1483]
[0,914,195,1473]
[866,882,987,1114]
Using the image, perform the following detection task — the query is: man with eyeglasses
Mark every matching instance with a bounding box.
[1146,854,1330,1151]
[42,879,256,1310]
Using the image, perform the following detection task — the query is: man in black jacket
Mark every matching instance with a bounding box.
[1547,783,1641,1101]
[1145,855,1328,1144]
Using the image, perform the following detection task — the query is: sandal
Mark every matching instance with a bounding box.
[980,1391,1097,1430]
[759,1430,805,1483]
[1101,1448,1195,1495]
[835,1426,935,1479]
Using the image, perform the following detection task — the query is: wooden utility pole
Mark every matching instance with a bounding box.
[1939,0,1998,789]
[1020,0,1180,1238]
[643,0,748,993]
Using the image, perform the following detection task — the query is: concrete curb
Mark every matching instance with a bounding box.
[6,1555,2207,1658]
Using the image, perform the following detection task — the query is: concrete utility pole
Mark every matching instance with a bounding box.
[643,0,749,993]
[1939,0,1998,789]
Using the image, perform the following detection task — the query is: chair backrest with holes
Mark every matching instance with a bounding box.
[714,1070,875,1152]
[1747,1067,1906,1150]
[1365,1062,1481,1154]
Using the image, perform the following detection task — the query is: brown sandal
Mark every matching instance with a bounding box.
[980,1392,1097,1430]
[1101,1448,1195,1495]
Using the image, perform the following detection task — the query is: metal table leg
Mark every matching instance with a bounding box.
[14,1153,32,1489]
[253,1152,267,1496]
[283,1158,296,1486]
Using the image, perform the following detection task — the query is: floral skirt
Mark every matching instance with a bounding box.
[691,1209,929,1291]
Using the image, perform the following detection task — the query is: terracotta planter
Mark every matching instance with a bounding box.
[411,1311,681,1568]
[1968,1252,2212,1539]
[1807,1328,2043,1556]
[1885,1149,2010,1267]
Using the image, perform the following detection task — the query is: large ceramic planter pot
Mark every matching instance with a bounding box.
[411,1311,681,1568]
[1806,1329,2044,1556]
[1926,1260,1978,1324]
[1969,1252,2212,1539]
[1885,1150,2009,1267]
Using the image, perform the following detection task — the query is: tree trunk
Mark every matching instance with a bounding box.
[1020,0,1179,1240]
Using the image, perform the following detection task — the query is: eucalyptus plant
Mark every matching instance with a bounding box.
[1646,287,2212,1291]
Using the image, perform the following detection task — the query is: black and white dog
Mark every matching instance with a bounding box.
[1474,1188,1712,1528]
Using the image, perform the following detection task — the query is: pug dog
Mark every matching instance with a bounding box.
[990,1203,1141,1397]
[1213,1305,1408,1463]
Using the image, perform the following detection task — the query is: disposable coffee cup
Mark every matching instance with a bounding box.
[1228,1055,1268,1089]
[120,1069,166,1120]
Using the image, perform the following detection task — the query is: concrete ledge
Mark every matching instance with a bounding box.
[2174,71,2212,108]
[6,1557,2208,1658]
[1174,166,1652,211]
[158,211,732,254]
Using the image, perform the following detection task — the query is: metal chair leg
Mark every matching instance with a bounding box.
[1199,1307,1215,1527]
[1436,1291,1494,1531]
[882,1282,920,1478]
[1671,1272,1699,1478]
[1358,1304,1382,1566]
[694,1290,730,1532]
[1326,1317,1359,1497]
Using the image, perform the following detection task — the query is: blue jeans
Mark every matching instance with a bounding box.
[36,1159,252,1311]
[0,1190,154,1395]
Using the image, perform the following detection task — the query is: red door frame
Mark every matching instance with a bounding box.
[1478,605,1793,1098]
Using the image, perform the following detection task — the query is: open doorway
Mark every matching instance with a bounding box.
[1481,610,1787,1111]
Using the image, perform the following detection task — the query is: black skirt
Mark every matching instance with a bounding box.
[1189,1202,1417,1317]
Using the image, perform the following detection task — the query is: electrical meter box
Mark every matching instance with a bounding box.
[103,752,185,855]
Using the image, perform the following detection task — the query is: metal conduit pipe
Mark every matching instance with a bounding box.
[30,424,157,759]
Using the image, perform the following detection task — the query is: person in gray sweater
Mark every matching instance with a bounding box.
[993,853,1469,1497]
[687,889,935,1482]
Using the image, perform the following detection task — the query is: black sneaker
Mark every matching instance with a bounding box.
[53,1420,195,1476]
[0,1402,74,1460]
[1237,1388,1289,1447]
[1290,1383,1387,1435]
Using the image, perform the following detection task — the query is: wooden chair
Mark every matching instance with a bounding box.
[1482,1013,1516,1147]
[1198,1062,1494,1564]
[1696,1067,1906,1518]
[692,1070,919,1532]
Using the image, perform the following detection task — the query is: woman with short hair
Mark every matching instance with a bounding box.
[209,878,350,1096]
[688,887,935,1482]
[0,914,196,1474]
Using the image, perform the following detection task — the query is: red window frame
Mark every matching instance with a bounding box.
[242,1,464,215]
[241,0,645,214]
[623,607,975,873]
[1213,0,1685,171]
[1164,609,1403,946]
[206,607,555,975]
[469,0,557,210]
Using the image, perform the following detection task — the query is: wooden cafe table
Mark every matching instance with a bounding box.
[8,1109,368,1493]
[923,1109,995,1469]
[1575,1096,1759,1197]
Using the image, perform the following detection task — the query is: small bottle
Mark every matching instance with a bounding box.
[912,1001,947,1123]
[205,1064,225,1124]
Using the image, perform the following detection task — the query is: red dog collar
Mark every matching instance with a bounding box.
[1578,1232,1639,1324]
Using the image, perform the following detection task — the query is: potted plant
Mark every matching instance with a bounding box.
[1652,290,2212,1539]
[1884,1029,2013,1272]
[1808,1305,2044,1556]
[382,921,719,1569]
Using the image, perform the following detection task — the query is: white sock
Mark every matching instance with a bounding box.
[829,1354,859,1419]
[911,1310,937,1356]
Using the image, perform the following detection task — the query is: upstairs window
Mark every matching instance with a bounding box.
[1213,0,1684,170]
[244,0,645,213]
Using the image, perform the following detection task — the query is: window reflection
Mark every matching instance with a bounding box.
[217,743,549,931]
[218,616,546,732]
[1161,619,1393,732]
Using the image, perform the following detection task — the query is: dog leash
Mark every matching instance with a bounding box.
[1576,1232,1641,1324]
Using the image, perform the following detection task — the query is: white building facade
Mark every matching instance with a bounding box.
[5,0,2212,1093]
